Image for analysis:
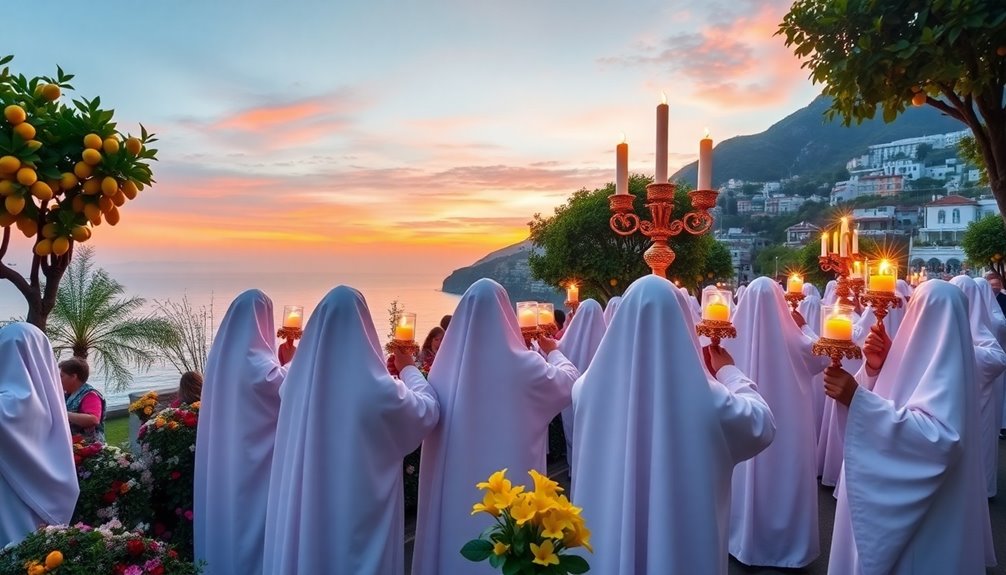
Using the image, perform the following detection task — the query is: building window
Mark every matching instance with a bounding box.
[938,210,946,224]
[952,209,960,224]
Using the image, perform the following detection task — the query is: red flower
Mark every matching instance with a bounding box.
[126,539,145,556]
[151,566,165,575]
[167,549,178,559]
[114,564,127,575]
[73,455,82,465]
[170,471,181,480]
[102,491,117,503]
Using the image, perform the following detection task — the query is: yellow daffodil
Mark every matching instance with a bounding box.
[509,493,537,526]
[529,469,563,498]
[540,509,575,539]
[471,491,501,517]
[529,540,560,566]
[492,541,509,556]
[476,468,512,494]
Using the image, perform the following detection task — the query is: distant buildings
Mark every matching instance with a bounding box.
[909,194,1001,274]
[784,221,820,248]
[715,228,769,283]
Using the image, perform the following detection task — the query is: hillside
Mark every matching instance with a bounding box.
[441,242,564,305]
[672,95,962,186]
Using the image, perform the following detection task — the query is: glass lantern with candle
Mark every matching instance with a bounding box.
[277,305,305,342]
[537,303,557,336]
[813,303,862,367]
[565,282,580,314]
[516,301,540,347]
[785,274,806,311]
[861,259,903,324]
[697,286,736,345]
[386,311,419,356]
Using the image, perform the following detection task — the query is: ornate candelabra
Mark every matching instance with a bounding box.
[860,290,903,324]
[276,326,303,341]
[609,183,718,278]
[811,304,862,368]
[785,292,806,313]
[812,337,863,368]
[695,287,736,346]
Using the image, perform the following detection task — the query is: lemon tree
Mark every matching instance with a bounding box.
[0,55,157,328]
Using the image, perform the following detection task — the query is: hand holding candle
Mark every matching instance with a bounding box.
[702,289,732,322]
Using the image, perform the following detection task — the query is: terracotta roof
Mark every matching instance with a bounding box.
[926,195,977,207]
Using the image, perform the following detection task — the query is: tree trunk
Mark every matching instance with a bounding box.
[71,343,88,359]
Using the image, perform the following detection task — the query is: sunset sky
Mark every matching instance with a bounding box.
[3,0,821,274]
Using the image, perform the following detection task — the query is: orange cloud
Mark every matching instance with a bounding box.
[216,101,328,132]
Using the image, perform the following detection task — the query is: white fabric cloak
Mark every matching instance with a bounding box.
[194,290,287,575]
[0,323,78,548]
[557,299,606,476]
[725,278,827,568]
[410,279,579,575]
[735,283,747,303]
[602,295,622,326]
[950,275,1006,497]
[571,275,776,575]
[817,307,868,486]
[976,278,1006,433]
[263,286,440,574]
[829,280,994,574]
[798,284,824,437]
[822,280,838,306]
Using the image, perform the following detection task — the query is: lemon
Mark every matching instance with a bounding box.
[60,172,79,190]
[30,181,52,201]
[16,167,37,186]
[0,156,19,173]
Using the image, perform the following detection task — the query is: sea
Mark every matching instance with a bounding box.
[0,267,462,409]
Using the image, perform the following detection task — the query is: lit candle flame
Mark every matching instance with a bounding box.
[618,132,626,144]
[704,127,710,139]
[399,315,408,327]
[660,92,667,105]
[879,260,891,274]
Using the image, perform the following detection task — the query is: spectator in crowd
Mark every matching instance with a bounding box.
[417,327,444,373]
[176,371,203,406]
[986,272,1006,316]
[439,315,451,331]
[60,356,105,443]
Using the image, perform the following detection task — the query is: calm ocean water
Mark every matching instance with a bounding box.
[1,267,462,408]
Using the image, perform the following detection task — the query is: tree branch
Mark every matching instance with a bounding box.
[0,225,9,259]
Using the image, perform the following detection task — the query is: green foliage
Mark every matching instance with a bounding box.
[962,214,1006,277]
[958,135,989,186]
[0,54,158,329]
[70,439,152,532]
[46,247,179,391]
[529,175,733,301]
[779,0,1006,220]
[753,245,803,277]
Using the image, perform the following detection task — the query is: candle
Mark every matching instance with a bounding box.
[566,283,579,304]
[703,301,729,322]
[852,228,859,255]
[655,93,668,183]
[869,260,896,293]
[787,274,804,294]
[821,232,828,257]
[823,315,853,340]
[282,307,303,329]
[518,309,537,328]
[698,129,713,190]
[615,134,628,195]
[840,217,849,241]
[394,323,414,341]
[851,261,862,279]
[832,229,839,254]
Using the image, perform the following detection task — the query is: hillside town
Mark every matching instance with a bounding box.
[712,129,998,282]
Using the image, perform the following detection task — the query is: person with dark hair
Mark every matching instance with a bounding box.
[418,327,444,373]
[60,356,105,442]
[554,309,566,330]
[177,371,203,405]
[439,315,451,331]
[986,272,1006,316]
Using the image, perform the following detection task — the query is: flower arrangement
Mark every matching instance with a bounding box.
[462,469,591,574]
[128,392,160,424]
[71,437,152,532]
[137,403,199,559]
[0,523,200,575]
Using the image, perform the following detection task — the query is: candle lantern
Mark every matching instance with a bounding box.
[517,301,541,347]
[277,305,304,341]
[696,287,736,345]
[565,282,580,315]
[538,302,558,337]
[812,304,862,367]
[386,311,419,356]
[861,259,903,324]
[785,274,806,312]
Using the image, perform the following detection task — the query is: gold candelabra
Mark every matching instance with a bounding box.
[812,337,863,368]
[609,183,718,278]
[860,290,903,324]
[696,319,736,347]
[784,292,806,313]
[276,326,303,341]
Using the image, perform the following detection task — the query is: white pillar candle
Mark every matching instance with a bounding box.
[852,228,859,255]
[616,135,629,195]
[655,94,668,183]
[821,232,828,257]
[698,129,713,190]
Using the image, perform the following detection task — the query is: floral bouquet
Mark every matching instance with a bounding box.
[137,403,199,559]
[0,522,201,575]
[128,392,160,424]
[71,437,152,532]
[462,469,591,574]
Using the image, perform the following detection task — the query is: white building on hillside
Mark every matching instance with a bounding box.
[909,194,1000,274]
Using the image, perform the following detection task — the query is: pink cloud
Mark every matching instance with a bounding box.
[216,101,329,132]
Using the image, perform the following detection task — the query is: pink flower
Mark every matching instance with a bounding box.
[143,559,161,571]
[183,510,193,521]
[124,566,143,575]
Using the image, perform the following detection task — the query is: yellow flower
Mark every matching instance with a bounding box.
[44,550,63,570]
[529,469,563,499]
[530,540,560,567]
[540,509,574,539]
[191,401,201,409]
[154,418,165,428]
[27,564,45,575]
[509,493,537,526]
[476,468,512,494]
[167,421,179,431]
[492,541,509,556]
[563,517,594,553]
[471,491,501,517]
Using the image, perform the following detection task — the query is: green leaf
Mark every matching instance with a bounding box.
[560,554,590,574]
[460,539,494,562]
[489,552,504,569]
[502,556,522,575]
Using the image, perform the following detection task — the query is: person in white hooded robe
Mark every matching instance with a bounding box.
[194,290,287,575]
[725,278,828,568]
[0,323,78,548]
[798,282,824,436]
[571,275,776,575]
[976,277,1006,441]
[263,286,440,574]
[410,278,579,575]
[556,299,606,478]
[823,280,995,574]
[602,295,622,326]
[950,275,1006,497]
